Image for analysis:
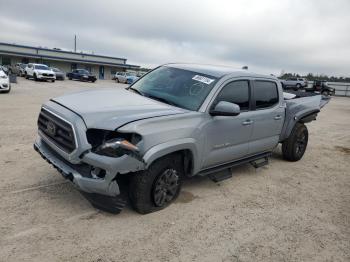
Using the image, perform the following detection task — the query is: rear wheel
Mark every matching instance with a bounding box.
[282,123,308,161]
[294,83,301,91]
[129,153,183,214]
[322,90,329,96]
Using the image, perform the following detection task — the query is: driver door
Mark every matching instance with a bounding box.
[201,80,254,169]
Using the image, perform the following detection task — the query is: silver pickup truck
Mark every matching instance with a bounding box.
[34,63,328,214]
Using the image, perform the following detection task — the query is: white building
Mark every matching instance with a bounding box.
[0,42,139,79]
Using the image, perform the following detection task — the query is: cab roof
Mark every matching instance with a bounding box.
[164,63,275,80]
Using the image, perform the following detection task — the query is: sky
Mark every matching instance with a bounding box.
[0,0,349,76]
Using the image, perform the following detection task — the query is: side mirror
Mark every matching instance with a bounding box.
[210,101,240,116]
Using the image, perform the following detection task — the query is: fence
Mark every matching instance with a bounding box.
[307,82,350,97]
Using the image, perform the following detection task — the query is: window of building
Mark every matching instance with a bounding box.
[22,58,29,64]
[85,65,92,73]
[254,81,279,109]
[1,56,11,65]
[215,80,250,111]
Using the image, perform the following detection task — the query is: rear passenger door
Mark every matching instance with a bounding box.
[249,80,284,155]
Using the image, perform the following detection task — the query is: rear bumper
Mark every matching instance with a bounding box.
[34,136,145,196]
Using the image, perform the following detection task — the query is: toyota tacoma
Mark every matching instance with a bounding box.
[34,63,329,214]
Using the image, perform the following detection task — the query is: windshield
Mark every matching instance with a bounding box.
[78,69,89,74]
[129,66,218,111]
[35,65,49,70]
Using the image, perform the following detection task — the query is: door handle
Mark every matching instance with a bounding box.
[274,115,282,120]
[242,120,253,126]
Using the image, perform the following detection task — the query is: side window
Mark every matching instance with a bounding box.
[254,81,279,109]
[215,80,250,111]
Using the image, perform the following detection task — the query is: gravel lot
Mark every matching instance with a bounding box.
[0,78,349,262]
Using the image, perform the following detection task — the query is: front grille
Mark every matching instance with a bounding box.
[43,73,54,77]
[37,108,76,153]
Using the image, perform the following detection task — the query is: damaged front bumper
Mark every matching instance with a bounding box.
[34,137,146,212]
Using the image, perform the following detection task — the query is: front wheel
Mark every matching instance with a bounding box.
[34,73,38,81]
[129,153,183,214]
[282,123,308,161]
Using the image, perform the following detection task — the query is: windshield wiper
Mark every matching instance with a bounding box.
[127,87,144,96]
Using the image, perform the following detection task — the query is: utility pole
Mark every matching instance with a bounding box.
[74,35,77,52]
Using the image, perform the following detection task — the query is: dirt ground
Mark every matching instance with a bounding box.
[0,78,349,262]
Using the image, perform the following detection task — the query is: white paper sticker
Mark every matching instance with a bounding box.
[192,75,215,85]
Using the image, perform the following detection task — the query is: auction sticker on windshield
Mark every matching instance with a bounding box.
[192,75,215,85]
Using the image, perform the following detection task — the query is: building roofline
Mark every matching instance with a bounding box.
[0,42,127,62]
[0,49,140,69]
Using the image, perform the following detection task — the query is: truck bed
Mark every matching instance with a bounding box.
[279,92,330,141]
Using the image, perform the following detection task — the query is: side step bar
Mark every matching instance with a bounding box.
[208,169,232,182]
[200,152,271,182]
[250,156,269,168]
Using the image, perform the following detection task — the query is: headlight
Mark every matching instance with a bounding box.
[95,138,139,157]
[87,129,142,158]
[0,75,7,79]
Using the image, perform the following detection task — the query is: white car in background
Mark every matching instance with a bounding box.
[115,71,139,84]
[25,63,56,82]
[0,69,10,93]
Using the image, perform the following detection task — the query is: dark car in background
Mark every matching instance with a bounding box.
[305,80,335,96]
[51,67,65,80]
[66,69,97,82]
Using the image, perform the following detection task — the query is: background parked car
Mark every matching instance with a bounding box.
[51,67,65,80]
[66,69,97,82]
[305,80,335,96]
[0,65,9,75]
[115,71,139,84]
[18,64,27,76]
[0,69,11,93]
[25,63,56,82]
[280,78,308,90]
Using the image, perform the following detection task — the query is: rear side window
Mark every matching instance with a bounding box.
[254,81,279,109]
[215,80,249,110]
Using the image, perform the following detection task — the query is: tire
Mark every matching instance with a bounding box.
[52,79,55,83]
[322,90,329,96]
[294,83,301,91]
[25,72,29,79]
[69,77,72,80]
[282,123,308,161]
[116,78,119,83]
[129,153,183,214]
[34,73,38,81]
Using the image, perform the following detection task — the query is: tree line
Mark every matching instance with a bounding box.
[279,73,350,83]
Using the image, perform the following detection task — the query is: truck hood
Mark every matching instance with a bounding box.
[51,88,188,130]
